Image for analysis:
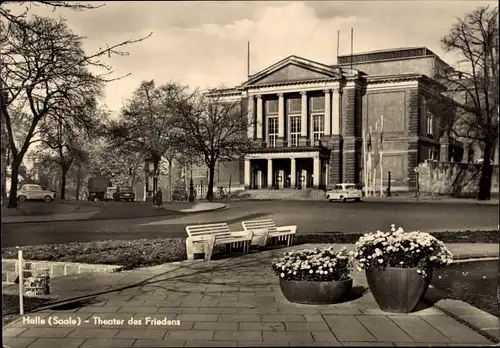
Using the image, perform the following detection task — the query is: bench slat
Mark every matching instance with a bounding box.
[186,223,232,238]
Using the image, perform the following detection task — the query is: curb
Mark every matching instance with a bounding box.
[424,286,500,344]
[1,205,227,224]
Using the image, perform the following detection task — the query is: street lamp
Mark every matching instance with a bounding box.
[188,164,195,202]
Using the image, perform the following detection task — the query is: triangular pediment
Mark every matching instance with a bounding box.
[241,56,340,87]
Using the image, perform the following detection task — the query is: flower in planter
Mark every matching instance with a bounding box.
[353,224,453,278]
[271,246,352,281]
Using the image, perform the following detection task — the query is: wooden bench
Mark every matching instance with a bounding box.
[185,223,253,261]
[241,219,297,248]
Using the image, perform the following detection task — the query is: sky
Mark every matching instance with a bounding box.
[9,0,497,117]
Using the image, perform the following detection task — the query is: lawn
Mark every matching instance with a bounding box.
[1,230,497,271]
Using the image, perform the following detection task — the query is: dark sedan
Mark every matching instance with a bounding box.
[113,186,135,202]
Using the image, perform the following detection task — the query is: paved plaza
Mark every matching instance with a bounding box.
[3,244,498,347]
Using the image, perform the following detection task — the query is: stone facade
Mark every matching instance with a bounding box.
[206,47,464,191]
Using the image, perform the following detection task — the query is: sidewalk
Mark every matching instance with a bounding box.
[3,244,498,347]
[1,203,226,224]
[362,195,499,205]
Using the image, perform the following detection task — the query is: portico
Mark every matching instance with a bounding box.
[244,151,329,189]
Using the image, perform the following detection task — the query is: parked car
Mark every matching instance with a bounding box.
[17,184,57,203]
[325,183,362,202]
[88,176,112,201]
[113,186,135,202]
[105,186,118,201]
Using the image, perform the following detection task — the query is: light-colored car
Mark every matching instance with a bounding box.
[17,184,57,203]
[105,186,118,200]
[325,183,362,202]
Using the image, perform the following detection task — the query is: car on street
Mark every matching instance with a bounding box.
[325,183,362,202]
[105,186,118,200]
[113,186,135,202]
[17,184,57,203]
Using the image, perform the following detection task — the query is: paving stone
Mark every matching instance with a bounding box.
[117,306,159,314]
[295,342,342,346]
[155,307,186,314]
[79,338,135,348]
[66,328,120,339]
[181,300,220,308]
[285,322,330,331]
[18,327,74,338]
[262,331,314,342]
[1,337,37,348]
[311,331,338,342]
[323,315,376,342]
[185,340,238,347]
[318,307,363,315]
[239,308,280,314]
[218,314,261,322]
[158,321,194,330]
[215,330,263,341]
[394,344,448,347]
[166,329,215,340]
[304,315,326,322]
[389,316,451,343]
[199,307,239,314]
[77,306,120,313]
[262,315,305,323]
[219,301,256,308]
[240,322,285,331]
[194,322,239,330]
[356,315,414,343]
[277,307,320,314]
[342,342,395,346]
[2,327,28,337]
[114,328,167,339]
[131,339,187,347]
[21,338,85,348]
[238,341,290,346]
[421,316,494,344]
[176,314,218,322]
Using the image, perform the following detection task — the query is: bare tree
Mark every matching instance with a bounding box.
[105,80,187,200]
[175,87,252,201]
[0,13,151,208]
[440,6,499,200]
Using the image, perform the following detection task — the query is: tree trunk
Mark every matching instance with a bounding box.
[477,143,493,201]
[168,159,172,202]
[60,167,68,200]
[75,165,82,201]
[7,158,21,208]
[207,164,215,201]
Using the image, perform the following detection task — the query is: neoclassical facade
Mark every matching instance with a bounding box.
[214,47,468,191]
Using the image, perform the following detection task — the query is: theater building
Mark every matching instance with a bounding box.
[212,47,467,191]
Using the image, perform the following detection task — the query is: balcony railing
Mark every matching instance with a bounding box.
[253,139,325,149]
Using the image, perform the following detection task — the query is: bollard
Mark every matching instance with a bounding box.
[18,248,24,315]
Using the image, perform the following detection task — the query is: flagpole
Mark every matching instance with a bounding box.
[369,125,373,196]
[379,115,384,197]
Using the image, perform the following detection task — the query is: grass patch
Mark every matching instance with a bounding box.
[1,230,497,271]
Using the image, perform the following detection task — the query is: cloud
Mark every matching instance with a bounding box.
[7,0,497,114]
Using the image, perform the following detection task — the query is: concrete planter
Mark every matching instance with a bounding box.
[279,278,353,304]
[366,266,432,313]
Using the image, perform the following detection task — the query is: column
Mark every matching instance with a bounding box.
[247,95,255,139]
[301,169,308,189]
[278,170,284,189]
[313,157,320,188]
[290,158,296,188]
[257,170,263,189]
[301,91,307,137]
[331,88,340,135]
[256,95,263,140]
[278,93,285,138]
[244,159,251,189]
[324,89,331,136]
[267,159,273,188]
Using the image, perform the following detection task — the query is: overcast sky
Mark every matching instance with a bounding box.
[11,0,496,115]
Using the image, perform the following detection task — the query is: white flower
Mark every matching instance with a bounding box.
[280,273,285,278]
[378,259,384,264]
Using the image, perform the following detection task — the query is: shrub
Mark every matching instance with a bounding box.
[353,224,454,278]
[271,246,352,281]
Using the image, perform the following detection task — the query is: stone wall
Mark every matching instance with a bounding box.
[418,161,499,197]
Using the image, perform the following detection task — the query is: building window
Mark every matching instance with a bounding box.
[265,99,278,114]
[289,116,301,147]
[310,95,325,112]
[426,113,434,136]
[313,114,325,144]
[429,147,438,160]
[287,97,301,114]
[268,117,278,147]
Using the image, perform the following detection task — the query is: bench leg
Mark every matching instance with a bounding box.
[186,239,194,261]
[204,236,216,261]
